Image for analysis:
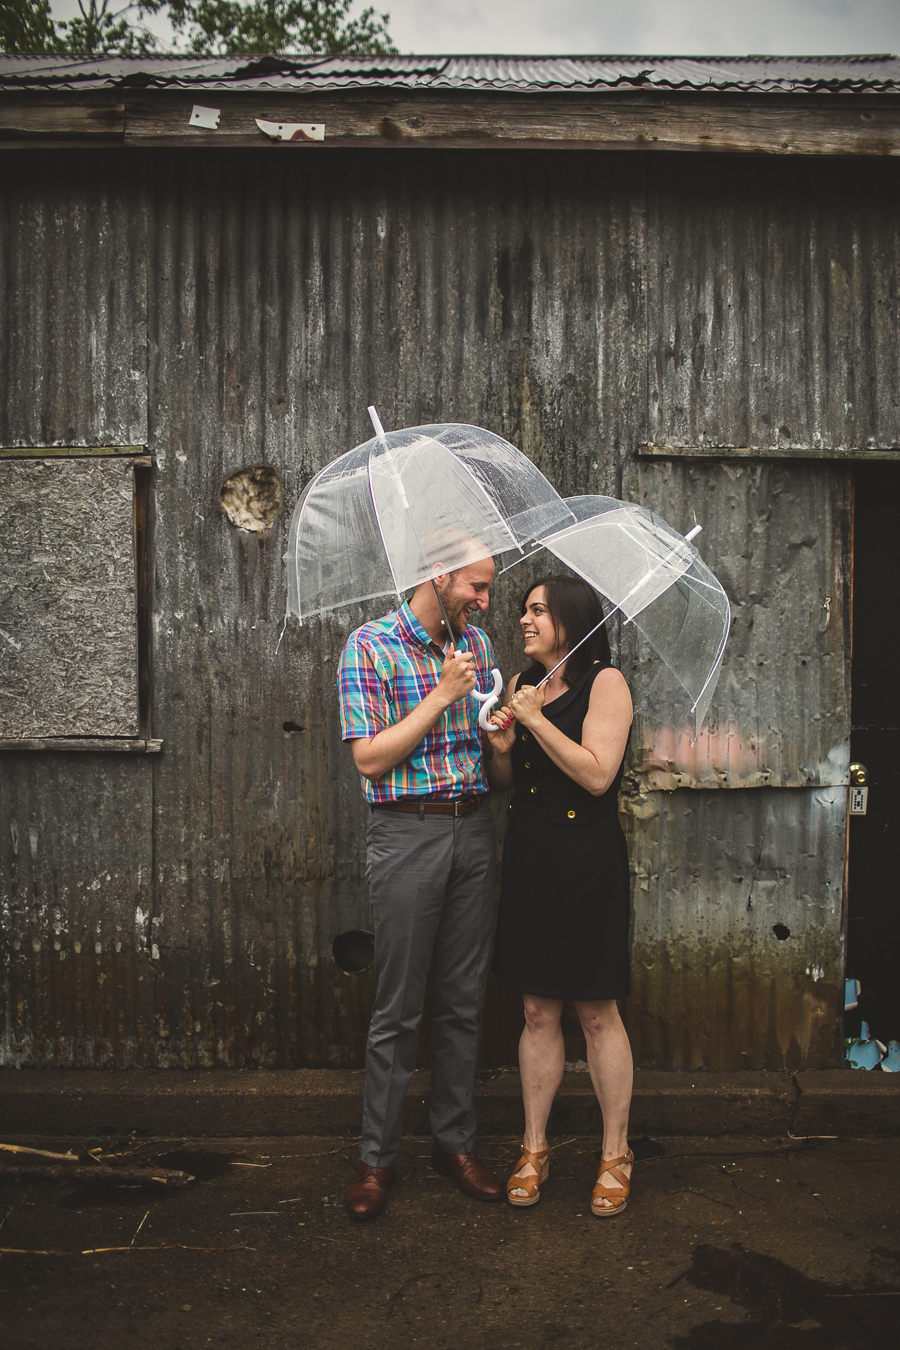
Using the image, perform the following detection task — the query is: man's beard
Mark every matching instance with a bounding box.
[440,586,473,639]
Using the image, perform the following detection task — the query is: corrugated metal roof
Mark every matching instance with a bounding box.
[2,52,900,94]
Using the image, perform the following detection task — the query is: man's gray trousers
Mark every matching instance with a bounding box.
[360,805,496,1168]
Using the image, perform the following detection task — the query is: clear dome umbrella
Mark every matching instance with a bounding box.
[284,408,575,725]
[509,495,731,740]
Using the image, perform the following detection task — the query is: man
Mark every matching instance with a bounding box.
[337,550,503,1219]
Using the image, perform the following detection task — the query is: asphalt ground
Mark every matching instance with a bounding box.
[1,1133,899,1349]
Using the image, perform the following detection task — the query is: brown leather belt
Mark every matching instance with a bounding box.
[373,795,484,818]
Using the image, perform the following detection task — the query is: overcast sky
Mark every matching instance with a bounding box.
[385,1,900,56]
[48,0,900,56]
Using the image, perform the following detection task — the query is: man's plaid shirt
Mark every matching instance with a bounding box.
[337,600,497,803]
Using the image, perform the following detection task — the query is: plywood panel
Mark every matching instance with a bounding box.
[0,458,138,738]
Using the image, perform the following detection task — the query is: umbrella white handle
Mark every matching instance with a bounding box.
[472,667,504,731]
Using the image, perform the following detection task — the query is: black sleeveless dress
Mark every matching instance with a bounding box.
[491,662,631,1001]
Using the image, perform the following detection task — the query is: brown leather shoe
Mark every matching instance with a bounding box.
[431,1145,502,1200]
[346,1161,396,1220]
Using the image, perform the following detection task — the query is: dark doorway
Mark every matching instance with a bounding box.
[845,466,900,1047]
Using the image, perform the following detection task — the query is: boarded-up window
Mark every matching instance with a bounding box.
[0,458,138,738]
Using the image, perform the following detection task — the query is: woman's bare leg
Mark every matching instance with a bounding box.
[513,994,565,1184]
[575,999,633,1204]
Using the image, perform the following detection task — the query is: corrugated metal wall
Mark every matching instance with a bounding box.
[2,148,897,1070]
[0,158,148,447]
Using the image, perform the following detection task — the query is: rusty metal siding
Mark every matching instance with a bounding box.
[0,159,148,448]
[0,753,154,1067]
[621,786,846,1070]
[143,150,646,1068]
[1,148,893,1071]
[647,156,900,453]
[621,156,869,1071]
[0,157,152,1069]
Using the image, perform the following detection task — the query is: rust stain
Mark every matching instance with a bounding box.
[378,118,406,142]
[624,940,840,1071]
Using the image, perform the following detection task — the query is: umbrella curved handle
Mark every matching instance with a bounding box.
[472,667,504,732]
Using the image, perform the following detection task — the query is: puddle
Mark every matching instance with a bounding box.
[151,1149,238,1182]
[629,1137,666,1162]
[671,1243,900,1348]
[58,1149,240,1207]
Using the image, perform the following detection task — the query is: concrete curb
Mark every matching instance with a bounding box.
[2,1068,897,1139]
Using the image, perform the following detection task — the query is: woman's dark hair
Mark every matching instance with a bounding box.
[522,575,611,686]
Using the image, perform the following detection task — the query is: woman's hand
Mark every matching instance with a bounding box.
[509,683,545,729]
[485,704,516,754]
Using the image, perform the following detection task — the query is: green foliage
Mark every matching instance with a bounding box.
[1,0,397,56]
[64,1,159,53]
[160,0,397,57]
[1,0,159,54]
[0,0,63,52]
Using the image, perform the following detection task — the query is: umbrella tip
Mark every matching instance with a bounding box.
[684,524,702,542]
[368,405,386,438]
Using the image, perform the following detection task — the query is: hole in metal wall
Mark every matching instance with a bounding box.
[282,721,305,734]
[772,923,791,941]
[220,465,283,532]
[333,930,375,975]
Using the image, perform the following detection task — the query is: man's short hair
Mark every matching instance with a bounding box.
[423,527,492,578]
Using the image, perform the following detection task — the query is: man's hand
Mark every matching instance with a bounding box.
[350,647,483,783]
[437,649,478,706]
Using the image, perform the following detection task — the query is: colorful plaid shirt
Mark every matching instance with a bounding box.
[337,600,497,803]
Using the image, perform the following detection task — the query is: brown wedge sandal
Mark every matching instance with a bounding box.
[506,1145,550,1207]
[591,1149,634,1217]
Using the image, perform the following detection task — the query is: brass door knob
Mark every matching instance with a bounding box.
[850,763,868,785]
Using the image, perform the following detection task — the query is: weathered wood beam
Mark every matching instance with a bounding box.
[0,102,125,138]
[134,460,152,738]
[119,97,900,155]
[639,444,900,459]
[0,738,163,752]
[0,445,145,457]
[1,96,899,154]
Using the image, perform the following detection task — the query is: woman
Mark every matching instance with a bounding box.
[485,575,634,1216]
